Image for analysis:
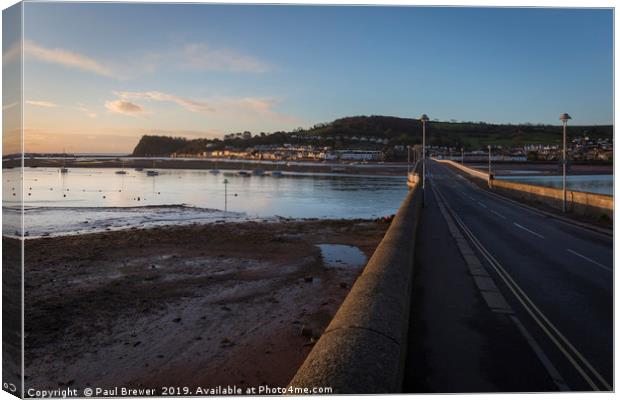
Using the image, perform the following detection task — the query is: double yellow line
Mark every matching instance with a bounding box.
[432,180,611,392]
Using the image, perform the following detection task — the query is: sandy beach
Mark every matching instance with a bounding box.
[22,218,389,393]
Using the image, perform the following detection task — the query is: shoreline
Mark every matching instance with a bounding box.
[3,157,612,177]
[14,158,410,177]
[22,218,390,392]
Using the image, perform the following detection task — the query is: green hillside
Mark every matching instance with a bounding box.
[131,115,613,156]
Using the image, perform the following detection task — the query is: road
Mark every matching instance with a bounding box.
[405,160,612,392]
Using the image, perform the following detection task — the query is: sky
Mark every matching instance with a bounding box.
[3,3,614,153]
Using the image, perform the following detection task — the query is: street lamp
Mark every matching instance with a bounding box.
[420,114,429,192]
[560,113,572,213]
[488,145,492,176]
[407,145,411,174]
[461,147,464,164]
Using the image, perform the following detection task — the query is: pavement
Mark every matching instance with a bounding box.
[404,160,612,392]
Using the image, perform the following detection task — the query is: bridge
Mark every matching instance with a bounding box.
[289,159,612,393]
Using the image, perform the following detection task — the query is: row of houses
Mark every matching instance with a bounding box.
[171,146,384,161]
[288,133,390,144]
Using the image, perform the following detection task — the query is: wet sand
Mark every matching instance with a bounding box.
[23,219,389,394]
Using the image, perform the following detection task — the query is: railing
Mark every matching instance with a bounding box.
[288,170,423,393]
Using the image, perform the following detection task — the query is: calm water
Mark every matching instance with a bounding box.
[317,244,368,268]
[3,168,408,237]
[497,174,613,196]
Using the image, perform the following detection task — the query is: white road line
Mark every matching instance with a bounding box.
[458,190,475,201]
[513,222,545,239]
[435,160,612,240]
[566,249,612,273]
[490,209,507,219]
[431,182,570,390]
[477,201,488,209]
[509,315,570,391]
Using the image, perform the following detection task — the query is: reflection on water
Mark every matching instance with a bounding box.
[3,168,408,236]
[497,174,613,196]
[317,244,367,268]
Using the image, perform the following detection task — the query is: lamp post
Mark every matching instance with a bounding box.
[560,113,572,213]
[461,147,464,164]
[488,145,492,176]
[407,145,410,174]
[420,114,429,192]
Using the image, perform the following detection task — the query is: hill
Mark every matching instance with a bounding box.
[131,116,613,156]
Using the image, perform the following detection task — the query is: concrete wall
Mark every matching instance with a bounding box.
[489,178,613,221]
[435,159,613,222]
[288,178,423,393]
[434,158,490,181]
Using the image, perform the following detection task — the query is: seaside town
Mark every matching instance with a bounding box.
[166,133,613,163]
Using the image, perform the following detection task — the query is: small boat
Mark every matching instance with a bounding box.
[210,161,220,174]
[146,160,158,176]
[237,170,250,177]
[134,168,143,172]
[270,170,283,177]
[252,169,265,176]
[115,159,128,174]
[60,149,69,173]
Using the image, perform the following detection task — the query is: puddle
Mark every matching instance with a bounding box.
[317,244,367,268]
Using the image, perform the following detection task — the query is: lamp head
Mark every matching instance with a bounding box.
[559,113,572,122]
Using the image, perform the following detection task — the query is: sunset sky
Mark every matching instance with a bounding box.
[3,3,614,154]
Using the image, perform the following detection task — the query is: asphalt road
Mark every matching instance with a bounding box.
[404,175,558,392]
[419,160,613,391]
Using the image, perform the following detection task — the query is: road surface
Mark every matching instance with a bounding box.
[405,160,612,392]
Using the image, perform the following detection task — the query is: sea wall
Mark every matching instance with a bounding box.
[288,175,423,393]
[434,159,613,221]
[434,158,490,182]
[489,178,613,221]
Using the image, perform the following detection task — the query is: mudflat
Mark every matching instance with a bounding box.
[23,219,389,392]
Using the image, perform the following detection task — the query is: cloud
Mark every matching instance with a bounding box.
[17,40,270,80]
[106,90,301,125]
[76,105,97,118]
[104,99,147,116]
[111,90,294,121]
[26,100,58,108]
[2,102,18,111]
[3,41,21,65]
[115,91,213,113]
[24,40,114,77]
[178,43,270,73]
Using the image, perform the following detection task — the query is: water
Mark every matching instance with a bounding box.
[317,244,367,268]
[3,168,407,237]
[497,174,613,196]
